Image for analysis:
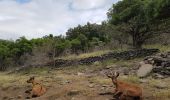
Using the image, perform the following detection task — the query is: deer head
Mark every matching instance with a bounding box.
[27,76,35,83]
[105,71,119,80]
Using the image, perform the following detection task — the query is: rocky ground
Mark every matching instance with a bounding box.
[0,51,170,100]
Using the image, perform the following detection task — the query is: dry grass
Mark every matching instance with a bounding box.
[143,44,170,52]
[120,75,140,84]
[58,50,112,60]
[88,76,111,85]
[0,49,170,100]
[0,69,170,100]
[0,73,28,88]
[152,90,170,100]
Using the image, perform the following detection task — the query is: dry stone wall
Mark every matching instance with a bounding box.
[47,49,159,67]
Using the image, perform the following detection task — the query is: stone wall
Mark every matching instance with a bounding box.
[47,49,159,67]
[144,52,170,76]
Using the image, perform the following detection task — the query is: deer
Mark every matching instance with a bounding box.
[25,76,47,99]
[105,71,143,100]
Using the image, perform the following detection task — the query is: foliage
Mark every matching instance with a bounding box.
[71,38,81,53]
[107,0,170,49]
[66,22,110,51]
[55,38,71,55]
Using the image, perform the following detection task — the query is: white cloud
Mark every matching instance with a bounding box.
[0,0,120,40]
[71,0,112,10]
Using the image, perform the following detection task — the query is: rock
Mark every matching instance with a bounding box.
[139,79,148,83]
[46,49,159,67]
[152,73,165,79]
[105,65,116,69]
[67,90,80,96]
[154,82,167,89]
[93,61,100,66]
[64,80,70,83]
[8,97,14,100]
[71,97,76,100]
[137,51,170,77]
[139,61,146,65]
[101,87,105,90]
[88,84,95,88]
[17,95,22,99]
[123,68,130,75]
[77,72,85,76]
[147,58,154,64]
[102,85,109,87]
[137,64,153,78]
[89,81,94,84]
[60,80,71,85]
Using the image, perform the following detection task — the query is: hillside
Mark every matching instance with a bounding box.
[0,0,170,100]
[0,49,170,100]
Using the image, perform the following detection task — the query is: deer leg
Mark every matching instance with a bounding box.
[25,89,32,94]
[139,96,143,100]
[119,94,126,100]
[113,90,122,96]
[25,90,33,99]
[113,90,122,100]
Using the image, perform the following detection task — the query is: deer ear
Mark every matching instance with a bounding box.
[115,72,119,78]
[31,76,35,79]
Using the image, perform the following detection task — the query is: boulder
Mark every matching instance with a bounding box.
[137,51,170,78]
[137,64,153,78]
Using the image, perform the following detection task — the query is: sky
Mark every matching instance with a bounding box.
[0,0,120,40]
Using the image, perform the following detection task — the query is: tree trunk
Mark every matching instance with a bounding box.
[132,32,142,49]
[53,48,56,67]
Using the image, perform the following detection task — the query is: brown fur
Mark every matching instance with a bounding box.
[105,71,143,100]
[26,77,46,98]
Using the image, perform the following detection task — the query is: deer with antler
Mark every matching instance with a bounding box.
[25,76,47,98]
[105,71,143,100]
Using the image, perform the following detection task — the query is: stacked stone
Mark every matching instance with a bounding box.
[144,52,170,76]
[51,49,159,67]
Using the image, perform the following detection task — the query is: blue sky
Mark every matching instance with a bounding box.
[16,0,31,4]
[0,0,120,40]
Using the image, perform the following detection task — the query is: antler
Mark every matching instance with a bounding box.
[105,70,119,78]
[105,70,114,78]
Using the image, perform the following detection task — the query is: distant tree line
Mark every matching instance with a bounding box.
[0,0,169,70]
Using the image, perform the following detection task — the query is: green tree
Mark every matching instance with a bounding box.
[108,0,154,49]
[15,37,33,57]
[66,22,110,51]
[77,34,88,51]
[55,39,71,55]
[71,39,81,54]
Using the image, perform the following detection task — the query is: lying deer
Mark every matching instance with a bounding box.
[25,76,47,98]
[105,71,143,100]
